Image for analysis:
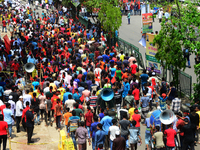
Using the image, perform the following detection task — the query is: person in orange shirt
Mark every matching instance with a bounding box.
[121,70,129,81]
[100,58,105,70]
[62,107,72,134]
[54,99,63,131]
[51,91,59,119]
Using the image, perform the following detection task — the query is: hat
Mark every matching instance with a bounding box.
[9,95,13,99]
[115,130,120,135]
[152,72,156,76]
[161,93,166,97]
[19,96,23,99]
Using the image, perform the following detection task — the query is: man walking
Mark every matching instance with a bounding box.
[112,131,126,150]
[16,95,23,133]
[26,106,37,144]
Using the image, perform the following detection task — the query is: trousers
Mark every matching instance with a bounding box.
[27,127,34,143]
[0,135,7,150]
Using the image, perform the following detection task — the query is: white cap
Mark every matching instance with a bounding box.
[152,72,156,76]
[9,95,13,99]
[19,96,23,99]
[115,130,120,135]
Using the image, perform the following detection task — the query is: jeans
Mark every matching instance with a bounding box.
[71,131,77,149]
[86,126,90,139]
[121,135,129,148]
[8,124,12,137]
[0,135,7,150]
[16,116,21,132]
[128,18,130,24]
[2,26,7,32]
[27,127,34,143]
[182,141,194,150]
[116,104,121,117]
[45,110,51,125]
[92,138,95,150]
[166,146,175,150]
[56,115,61,129]
[34,111,40,124]
[110,139,113,150]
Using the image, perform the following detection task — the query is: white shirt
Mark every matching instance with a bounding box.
[109,126,120,141]
[44,87,50,94]
[8,100,16,115]
[158,10,163,19]
[15,100,23,116]
[65,99,76,112]
[4,89,12,97]
[23,94,32,107]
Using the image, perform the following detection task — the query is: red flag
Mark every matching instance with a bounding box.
[80,95,84,102]
[102,35,106,41]
[3,35,10,54]
[76,16,79,20]
[86,57,89,63]
[80,29,82,33]
[111,77,116,84]
[49,66,54,72]
[30,75,34,81]
[131,0,133,4]
[84,30,86,36]
[13,71,17,78]
[55,66,58,72]
[93,29,96,33]
[116,42,119,47]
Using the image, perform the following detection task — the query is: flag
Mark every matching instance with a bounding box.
[55,66,58,72]
[86,57,89,63]
[116,42,119,47]
[76,16,79,20]
[84,30,86,36]
[3,35,11,54]
[49,66,54,72]
[93,29,96,33]
[102,35,105,41]
[131,0,133,4]
[80,29,82,33]
[30,75,34,81]
[111,77,116,84]
[13,71,17,78]
[80,95,84,102]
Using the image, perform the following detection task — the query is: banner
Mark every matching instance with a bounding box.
[142,13,153,33]
[146,33,161,74]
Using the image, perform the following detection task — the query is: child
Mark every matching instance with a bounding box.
[62,107,72,135]
[129,120,142,150]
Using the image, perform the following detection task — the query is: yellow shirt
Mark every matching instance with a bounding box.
[49,83,57,92]
[196,111,200,127]
[128,107,135,121]
[58,87,66,101]
[29,92,34,99]
[34,90,40,98]
[120,54,125,61]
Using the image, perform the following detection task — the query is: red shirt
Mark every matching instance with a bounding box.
[0,104,6,116]
[132,89,140,100]
[22,106,30,122]
[85,111,93,126]
[0,121,8,135]
[2,20,6,27]
[78,104,83,110]
[164,128,176,147]
[132,114,141,127]
[131,64,137,74]
[51,95,59,110]
[11,63,20,71]
[176,119,185,136]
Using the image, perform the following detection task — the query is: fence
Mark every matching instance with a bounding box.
[168,69,192,98]
[117,37,145,69]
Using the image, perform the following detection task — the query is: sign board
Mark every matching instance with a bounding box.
[142,13,153,33]
[146,33,161,74]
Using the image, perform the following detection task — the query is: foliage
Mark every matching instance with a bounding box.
[193,63,200,100]
[153,0,200,88]
[98,1,122,34]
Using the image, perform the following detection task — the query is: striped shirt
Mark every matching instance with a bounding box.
[89,95,98,108]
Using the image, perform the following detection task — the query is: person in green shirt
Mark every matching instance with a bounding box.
[127,11,131,25]
[74,103,83,118]
[115,67,123,81]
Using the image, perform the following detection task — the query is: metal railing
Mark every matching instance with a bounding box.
[117,37,145,69]
[178,71,192,97]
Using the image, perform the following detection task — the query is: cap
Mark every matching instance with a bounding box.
[9,95,13,99]
[115,130,120,135]
[162,93,166,97]
[19,96,23,99]
[152,72,156,76]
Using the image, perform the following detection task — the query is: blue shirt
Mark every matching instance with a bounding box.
[95,130,106,147]
[140,74,149,85]
[73,93,81,101]
[0,86,4,97]
[99,113,104,120]
[141,96,150,108]
[145,118,151,134]
[90,121,99,139]
[63,92,72,104]
[27,57,36,64]
[100,116,113,135]
[102,54,109,62]
[110,68,116,77]
[159,96,168,110]
[3,108,13,125]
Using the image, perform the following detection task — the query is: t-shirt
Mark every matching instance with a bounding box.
[132,114,141,127]
[164,128,176,147]
[159,96,168,110]
[16,100,23,117]
[68,116,80,132]
[109,126,120,141]
[65,99,76,112]
[140,74,149,85]
[119,120,130,136]
[153,132,165,148]
[140,96,150,108]
[100,116,113,135]
[64,112,72,125]
[3,108,13,125]
[90,122,99,139]
[0,121,8,135]
[74,108,83,117]
[51,95,59,110]
[99,113,104,120]
[132,89,140,100]
[131,64,137,74]
[128,108,135,121]
[26,110,34,128]
[85,112,93,126]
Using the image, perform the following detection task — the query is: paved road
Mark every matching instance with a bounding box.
[119,15,197,84]
[5,3,199,150]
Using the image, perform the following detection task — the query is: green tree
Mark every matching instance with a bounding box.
[153,0,200,89]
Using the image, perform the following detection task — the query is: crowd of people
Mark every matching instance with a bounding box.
[0,0,199,150]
